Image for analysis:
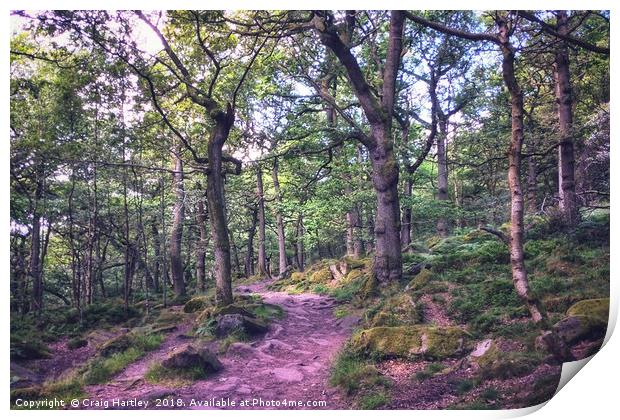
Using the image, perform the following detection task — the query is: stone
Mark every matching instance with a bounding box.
[550,298,609,344]
[161,343,222,373]
[350,326,469,360]
[98,333,132,357]
[215,314,268,337]
[335,315,361,329]
[469,340,541,379]
[273,367,303,382]
[259,339,294,352]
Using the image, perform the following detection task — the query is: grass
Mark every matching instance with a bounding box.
[414,362,445,381]
[330,350,391,396]
[83,347,144,384]
[455,379,474,395]
[480,387,500,401]
[145,362,209,384]
[83,333,164,384]
[333,306,350,319]
[218,330,250,353]
[358,391,390,409]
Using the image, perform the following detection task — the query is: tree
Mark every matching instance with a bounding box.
[311,11,406,284]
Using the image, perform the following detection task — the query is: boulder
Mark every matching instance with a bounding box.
[350,326,469,359]
[98,333,132,357]
[215,314,268,337]
[566,298,609,323]
[161,343,222,373]
[183,296,212,313]
[552,298,609,344]
[310,268,333,284]
[469,340,541,379]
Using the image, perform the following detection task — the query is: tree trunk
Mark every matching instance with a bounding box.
[29,198,42,313]
[554,10,579,226]
[245,205,258,277]
[498,18,543,323]
[400,122,412,248]
[256,165,269,278]
[526,141,538,214]
[295,214,305,271]
[169,144,186,297]
[369,125,403,283]
[314,10,405,284]
[205,110,235,305]
[436,118,450,237]
[271,158,288,277]
[195,186,208,293]
[151,223,161,293]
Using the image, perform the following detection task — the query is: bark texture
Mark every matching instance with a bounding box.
[169,144,186,297]
[554,10,579,226]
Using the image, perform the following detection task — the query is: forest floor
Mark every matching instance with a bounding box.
[76,279,358,409]
[14,276,566,410]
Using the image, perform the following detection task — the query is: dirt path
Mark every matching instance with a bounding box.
[85,281,358,409]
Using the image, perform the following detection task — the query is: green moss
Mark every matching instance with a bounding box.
[291,271,306,282]
[350,326,469,360]
[84,347,144,384]
[245,302,284,322]
[310,268,333,284]
[183,296,211,313]
[84,333,164,384]
[406,268,434,291]
[367,293,422,327]
[566,298,609,324]
[472,342,543,379]
[344,268,363,283]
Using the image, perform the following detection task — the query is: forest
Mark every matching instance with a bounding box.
[10,10,610,410]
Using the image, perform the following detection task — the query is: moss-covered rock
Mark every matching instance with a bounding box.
[566,298,609,324]
[161,343,222,373]
[552,298,609,344]
[98,333,132,357]
[405,268,434,291]
[183,296,211,313]
[350,326,468,360]
[310,268,333,284]
[470,341,542,379]
[368,293,422,327]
